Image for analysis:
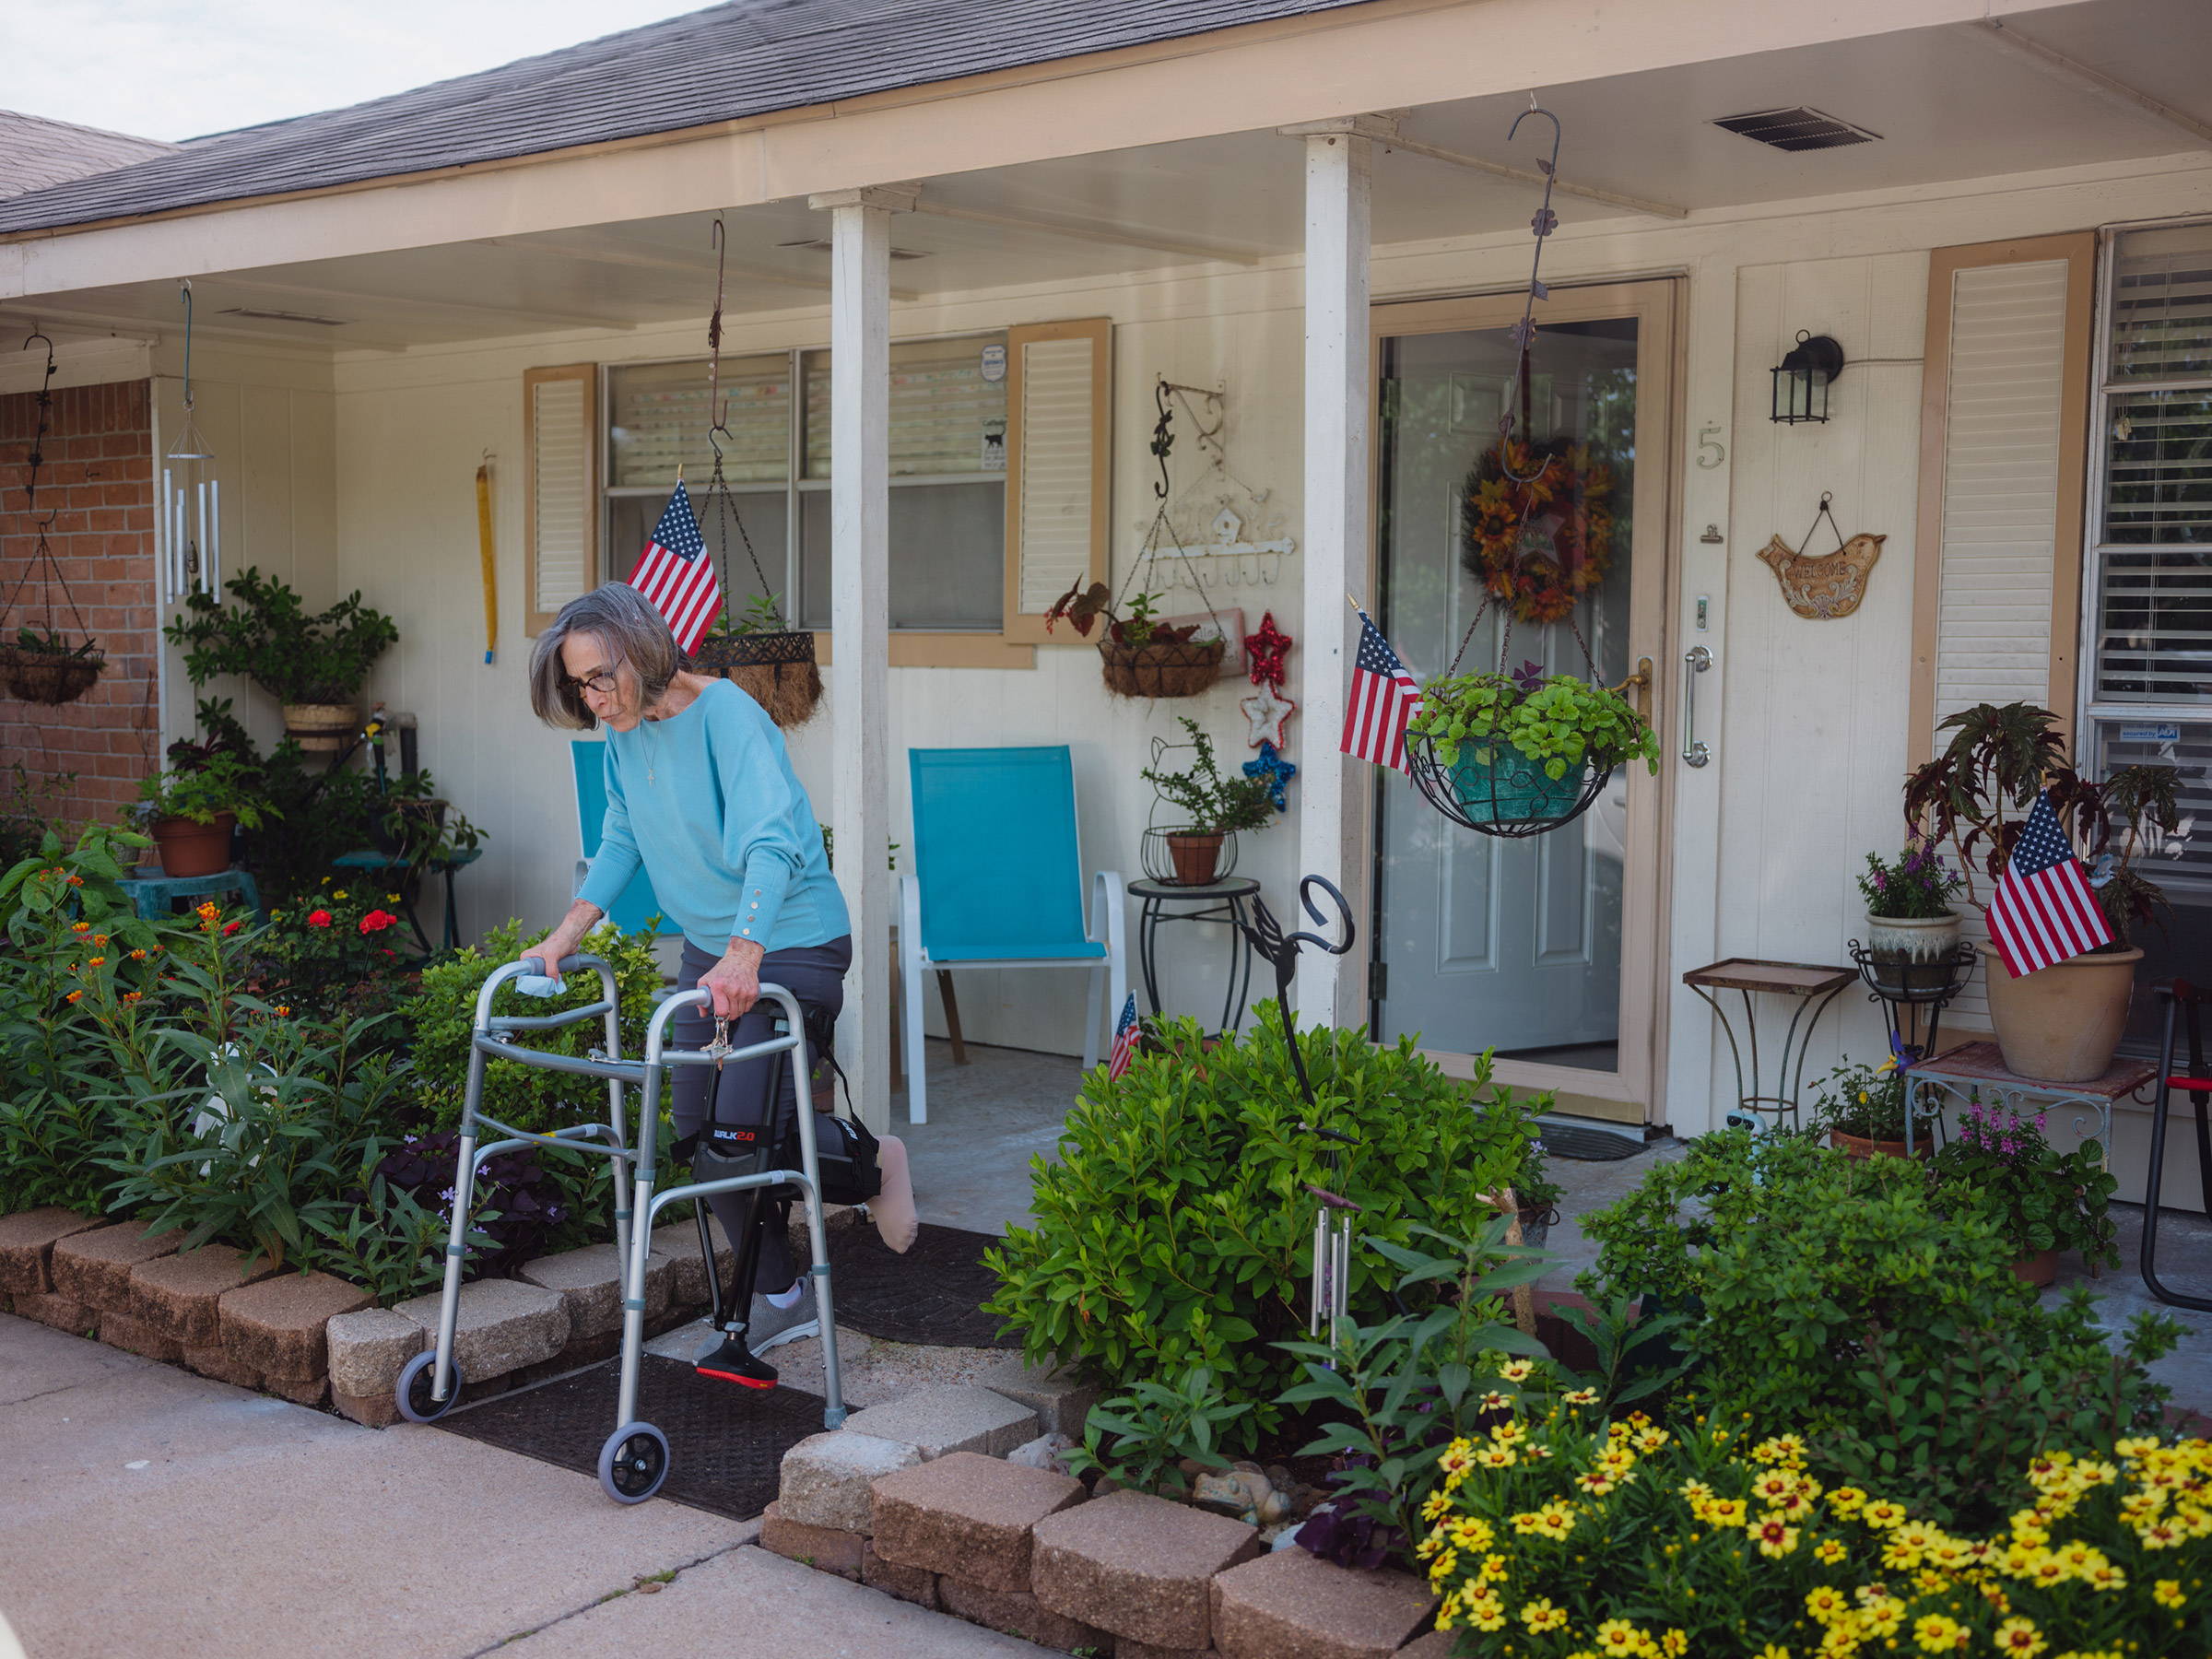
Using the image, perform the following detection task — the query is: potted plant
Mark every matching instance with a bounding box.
[1403,661,1660,830]
[1932,1090,2119,1287]
[0,626,104,706]
[375,769,484,889]
[1046,582,1225,700]
[133,752,276,877]
[1139,717,1276,886]
[164,569,398,751]
[1856,837,1965,995]
[1808,1056,1936,1160]
[691,592,821,729]
[1903,700,2183,1081]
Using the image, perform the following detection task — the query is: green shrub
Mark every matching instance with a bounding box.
[982,1008,1543,1437]
[1064,1366,1250,1499]
[406,918,666,1135]
[1576,1129,2180,1530]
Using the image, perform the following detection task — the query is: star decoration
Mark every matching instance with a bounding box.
[1245,610,1293,688]
[1240,680,1297,749]
[1243,740,1297,812]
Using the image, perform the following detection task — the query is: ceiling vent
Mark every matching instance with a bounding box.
[1712,107,1881,151]
[776,239,932,260]
[219,306,349,326]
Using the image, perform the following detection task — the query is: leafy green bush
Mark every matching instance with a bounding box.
[1064,1367,1251,1499]
[1407,672,1661,782]
[1935,1092,2119,1266]
[1576,1130,2180,1529]
[983,1009,1543,1436]
[406,918,666,1135]
[164,567,397,705]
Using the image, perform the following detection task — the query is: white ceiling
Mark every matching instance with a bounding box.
[6,0,2208,354]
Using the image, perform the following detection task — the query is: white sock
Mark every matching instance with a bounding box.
[766,1277,806,1310]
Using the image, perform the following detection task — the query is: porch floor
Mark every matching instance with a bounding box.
[891,1038,1083,1236]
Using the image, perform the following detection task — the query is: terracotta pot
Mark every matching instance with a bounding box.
[1165,831,1226,887]
[281,701,359,752]
[1983,947,2142,1082]
[152,813,236,878]
[2009,1248,2059,1288]
[1829,1128,1929,1162]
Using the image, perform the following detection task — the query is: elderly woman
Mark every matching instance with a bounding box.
[526,582,915,1392]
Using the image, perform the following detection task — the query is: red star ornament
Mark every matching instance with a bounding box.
[1245,611,1293,688]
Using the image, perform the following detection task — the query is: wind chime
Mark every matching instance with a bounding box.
[1397,102,1644,841]
[687,218,823,727]
[160,281,220,604]
[1232,876,1359,1354]
[0,330,106,705]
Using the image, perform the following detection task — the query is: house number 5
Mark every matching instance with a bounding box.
[1696,423,1725,469]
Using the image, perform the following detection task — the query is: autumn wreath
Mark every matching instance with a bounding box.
[1459,439,1616,625]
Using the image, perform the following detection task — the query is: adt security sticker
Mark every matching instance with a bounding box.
[980,344,1007,384]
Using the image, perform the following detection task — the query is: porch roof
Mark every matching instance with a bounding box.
[0,0,1371,236]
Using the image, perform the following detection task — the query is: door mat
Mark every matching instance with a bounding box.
[435,1353,829,1522]
[1536,1122,1647,1162]
[824,1220,1019,1349]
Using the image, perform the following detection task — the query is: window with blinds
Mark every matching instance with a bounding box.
[2092,223,2212,704]
[524,365,596,636]
[1003,319,1111,642]
[609,356,789,488]
[802,335,1009,478]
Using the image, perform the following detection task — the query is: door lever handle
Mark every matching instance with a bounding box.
[1612,656,1654,724]
[1681,646,1712,768]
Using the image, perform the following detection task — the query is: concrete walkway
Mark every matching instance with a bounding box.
[0,1316,1047,1659]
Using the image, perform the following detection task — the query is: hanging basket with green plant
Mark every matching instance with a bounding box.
[0,628,104,707]
[1403,661,1659,840]
[164,568,397,749]
[689,592,821,728]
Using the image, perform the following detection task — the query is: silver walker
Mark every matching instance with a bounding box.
[392,952,849,1503]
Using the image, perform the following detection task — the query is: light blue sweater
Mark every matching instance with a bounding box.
[577,678,850,957]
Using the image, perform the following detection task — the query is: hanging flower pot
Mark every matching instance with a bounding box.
[0,637,103,706]
[694,629,822,728]
[1403,669,1658,841]
[1099,634,1224,700]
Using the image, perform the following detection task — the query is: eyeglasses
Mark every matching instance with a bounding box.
[561,667,620,697]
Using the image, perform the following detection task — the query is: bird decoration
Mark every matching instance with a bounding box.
[1757,495,1884,619]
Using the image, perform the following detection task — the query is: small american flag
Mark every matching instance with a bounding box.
[627,483,722,654]
[1108,993,1139,1079]
[1987,789,2112,978]
[1341,607,1422,773]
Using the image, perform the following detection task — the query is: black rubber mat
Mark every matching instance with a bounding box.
[435,1354,830,1521]
[825,1220,1019,1349]
[1537,1122,1647,1161]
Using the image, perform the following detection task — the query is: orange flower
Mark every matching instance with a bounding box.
[88,956,105,967]
[65,990,81,1004]
[123,992,141,1005]
[92,933,107,945]
[71,921,90,934]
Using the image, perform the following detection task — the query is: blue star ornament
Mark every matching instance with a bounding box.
[1243,741,1297,812]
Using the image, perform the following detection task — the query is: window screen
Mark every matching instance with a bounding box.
[802,336,1009,478]
[608,356,789,488]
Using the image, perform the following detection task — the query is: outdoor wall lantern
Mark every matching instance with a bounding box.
[1770,330,1845,424]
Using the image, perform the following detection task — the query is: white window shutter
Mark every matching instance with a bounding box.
[1004,319,1110,641]
[524,364,598,635]
[1931,261,2071,729]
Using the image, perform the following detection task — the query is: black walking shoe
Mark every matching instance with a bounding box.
[694,1335,779,1390]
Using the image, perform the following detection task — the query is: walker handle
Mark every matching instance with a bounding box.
[520,954,592,977]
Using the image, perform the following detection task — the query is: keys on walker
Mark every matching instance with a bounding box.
[703,1016,735,1071]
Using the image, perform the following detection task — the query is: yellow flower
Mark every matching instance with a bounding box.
[385,892,400,902]
[1747,1513,1799,1558]
[1805,1585,1849,1624]
[1419,1491,1451,1522]
[1477,1446,1518,1470]
[1437,1438,1477,1481]
[1562,1387,1599,1406]
[1911,1614,1967,1653]
[1448,1516,1493,1554]
[1704,1497,1748,1528]
[1427,1548,1457,1585]
[1477,1552,1509,1583]
[1755,1646,1792,1659]
[1860,1499,1907,1530]
[1498,1359,1535,1382]
[1752,1433,1808,1465]
[1520,1597,1570,1632]
[1480,1391,1514,1412]
[1594,1620,1645,1654]
[2153,1578,2184,1608]
[195,900,218,921]
[1813,1538,1848,1565]
[1828,1487,1867,1517]
[1660,1630,1688,1657]
[1490,1420,1527,1447]
[2136,1520,2184,1549]
[333,889,347,900]
[1461,1586,1506,1632]
[1992,1618,2046,1656]
[2081,1560,2125,1593]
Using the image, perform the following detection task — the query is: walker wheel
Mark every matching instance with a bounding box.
[598,1421,670,1504]
[395,1350,457,1424]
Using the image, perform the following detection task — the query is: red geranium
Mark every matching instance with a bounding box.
[307,910,333,928]
[360,910,399,935]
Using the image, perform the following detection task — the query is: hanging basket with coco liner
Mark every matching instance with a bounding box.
[687,221,821,728]
[1047,382,1232,700]
[1,332,104,707]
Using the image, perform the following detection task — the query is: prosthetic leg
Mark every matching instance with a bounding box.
[687,1025,797,1389]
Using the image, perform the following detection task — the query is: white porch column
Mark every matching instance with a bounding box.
[809,185,910,1135]
[1281,116,1391,1027]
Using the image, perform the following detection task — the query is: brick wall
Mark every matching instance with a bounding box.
[0,380,160,830]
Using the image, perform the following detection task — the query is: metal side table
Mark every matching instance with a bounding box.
[1903,1040,2155,1163]
[1128,876,1260,1038]
[1683,958,1855,1134]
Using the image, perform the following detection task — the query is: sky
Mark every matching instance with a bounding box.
[3,1,717,143]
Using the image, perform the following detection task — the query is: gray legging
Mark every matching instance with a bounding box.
[671,934,853,1308]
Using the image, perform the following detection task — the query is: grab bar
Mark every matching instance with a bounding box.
[1682,646,1712,769]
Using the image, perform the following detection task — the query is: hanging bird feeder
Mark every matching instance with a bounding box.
[0,331,106,706]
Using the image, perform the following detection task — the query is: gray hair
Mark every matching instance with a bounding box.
[528,582,681,730]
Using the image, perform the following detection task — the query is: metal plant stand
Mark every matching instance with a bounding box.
[1846,939,1977,1064]
[1128,876,1260,1037]
[1902,1040,2155,1165]
[1682,958,1855,1134]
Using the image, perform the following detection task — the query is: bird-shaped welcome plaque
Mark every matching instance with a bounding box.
[1757,493,1885,619]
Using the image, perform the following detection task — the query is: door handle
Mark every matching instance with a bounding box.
[1612,656,1654,724]
[1681,646,1712,768]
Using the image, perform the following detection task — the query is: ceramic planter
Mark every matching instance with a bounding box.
[281,701,359,752]
[152,813,236,878]
[2009,1248,2059,1288]
[1983,947,2142,1082]
[1165,831,1226,887]
[1863,909,1962,995]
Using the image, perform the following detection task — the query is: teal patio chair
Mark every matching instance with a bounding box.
[900,746,1124,1124]
[571,739,680,936]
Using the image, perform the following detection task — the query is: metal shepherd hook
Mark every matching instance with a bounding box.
[1498,99,1564,488]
